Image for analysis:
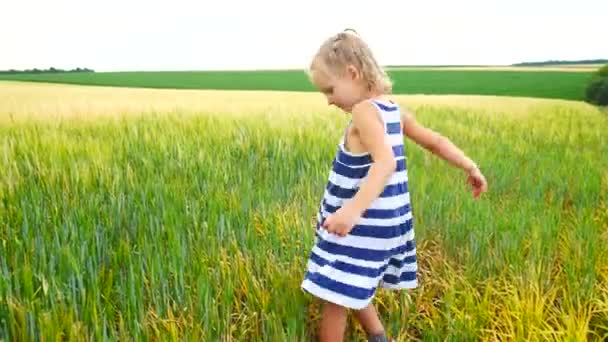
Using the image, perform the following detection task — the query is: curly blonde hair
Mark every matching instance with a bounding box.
[309,29,392,94]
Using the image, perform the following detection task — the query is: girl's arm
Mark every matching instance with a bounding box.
[322,100,396,236]
[400,108,488,198]
[401,108,478,172]
[343,101,396,215]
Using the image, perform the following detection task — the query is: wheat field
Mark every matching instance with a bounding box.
[1,81,607,341]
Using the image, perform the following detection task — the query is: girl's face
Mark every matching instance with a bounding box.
[311,63,367,113]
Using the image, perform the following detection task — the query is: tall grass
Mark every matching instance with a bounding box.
[0,82,607,340]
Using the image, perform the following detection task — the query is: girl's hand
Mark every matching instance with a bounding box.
[466,166,488,199]
[322,206,360,237]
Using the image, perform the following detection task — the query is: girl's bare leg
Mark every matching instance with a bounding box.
[319,301,348,342]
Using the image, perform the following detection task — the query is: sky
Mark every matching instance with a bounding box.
[1,0,607,72]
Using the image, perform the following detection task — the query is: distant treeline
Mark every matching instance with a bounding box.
[0,67,94,75]
[512,59,608,66]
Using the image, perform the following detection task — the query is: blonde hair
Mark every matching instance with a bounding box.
[309,29,392,94]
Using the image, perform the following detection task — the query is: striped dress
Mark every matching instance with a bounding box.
[301,99,417,310]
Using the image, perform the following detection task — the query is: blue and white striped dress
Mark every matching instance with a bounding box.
[301,99,417,310]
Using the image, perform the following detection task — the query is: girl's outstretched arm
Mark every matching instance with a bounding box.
[400,108,488,198]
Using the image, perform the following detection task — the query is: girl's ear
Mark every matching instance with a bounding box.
[346,64,360,81]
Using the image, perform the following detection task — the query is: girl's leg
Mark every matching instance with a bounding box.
[319,301,348,342]
[353,303,389,341]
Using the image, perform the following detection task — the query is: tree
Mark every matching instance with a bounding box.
[595,64,608,77]
[585,64,608,106]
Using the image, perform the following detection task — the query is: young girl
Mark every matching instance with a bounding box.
[301,30,488,342]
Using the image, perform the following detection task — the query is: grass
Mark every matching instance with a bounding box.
[0,68,594,101]
[0,81,607,340]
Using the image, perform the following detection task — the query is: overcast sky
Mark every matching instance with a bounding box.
[2,0,607,71]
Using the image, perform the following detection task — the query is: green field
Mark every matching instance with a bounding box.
[0,69,593,101]
[1,82,607,340]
